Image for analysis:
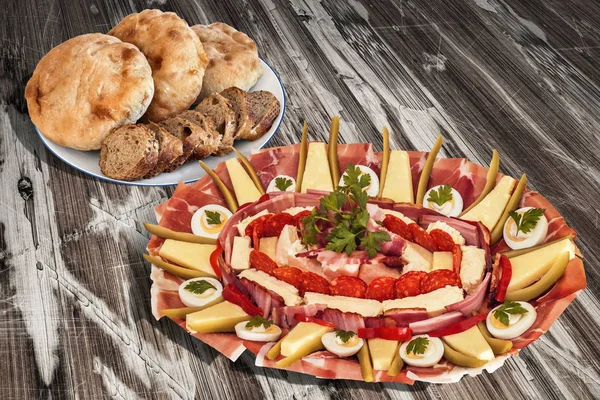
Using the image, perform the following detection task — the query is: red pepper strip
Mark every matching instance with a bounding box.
[357,327,412,341]
[428,313,487,338]
[495,255,512,302]
[222,284,263,317]
[293,313,335,328]
[209,242,223,279]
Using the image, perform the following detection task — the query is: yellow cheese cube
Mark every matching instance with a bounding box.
[381,150,413,203]
[280,322,333,357]
[368,338,399,371]
[432,251,453,271]
[226,158,262,205]
[301,143,334,193]
[159,239,217,277]
[461,176,517,230]
[507,237,575,292]
[443,326,494,361]
[259,237,278,262]
[186,301,250,333]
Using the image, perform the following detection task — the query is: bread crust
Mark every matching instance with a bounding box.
[220,87,252,140]
[25,33,154,151]
[192,22,263,100]
[144,122,183,178]
[109,9,208,122]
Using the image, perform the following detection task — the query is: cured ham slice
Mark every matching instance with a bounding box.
[392,203,441,222]
[318,308,366,332]
[358,263,401,284]
[317,250,369,279]
[239,277,284,319]
[271,304,327,329]
[409,151,427,199]
[427,158,491,209]
[364,316,396,328]
[337,143,381,176]
[383,308,429,326]
[248,144,301,190]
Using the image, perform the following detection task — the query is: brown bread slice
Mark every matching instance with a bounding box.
[99,124,158,181]
[195,93,236,156]
[144,122,184,178]
[220,87,252,139]
[242,91,280,141]
[178,110,222,159]
[159,117,220,172]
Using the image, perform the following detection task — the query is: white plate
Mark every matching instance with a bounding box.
[35,59,286,186]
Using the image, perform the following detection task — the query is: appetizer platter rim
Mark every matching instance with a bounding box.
[33,57,286,187]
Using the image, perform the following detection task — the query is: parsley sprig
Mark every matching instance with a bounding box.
[427,185,453,207]
[245,315,274,330]
[406,337,429,355]
[205,210,222,225]
[335,330,356,344]
[184,280,216,295]
[493,301,529,326]
[301,164,390,258]
[275,177,293,191]
[509,208,545,235]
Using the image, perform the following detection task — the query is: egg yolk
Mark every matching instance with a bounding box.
[504,217,529,242]
[335,334,359,347]
[201,210,228,234]
[490,313,522,330]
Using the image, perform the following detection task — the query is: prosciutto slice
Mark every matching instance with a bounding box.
[364,316,396,328]
[337,143,381,176]
[383,308,429,326]
[427,158,492,209]
[249,144,301,190]
[409,151,427,199]
[392,203,441,222]
[318,308,366,332]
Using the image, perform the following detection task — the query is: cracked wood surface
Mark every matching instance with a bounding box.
[1,0,600,399]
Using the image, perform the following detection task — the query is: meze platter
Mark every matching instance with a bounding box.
[144,117,585,384]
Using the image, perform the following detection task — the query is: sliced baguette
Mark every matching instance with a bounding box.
[178,110,222,159]
[243,90,280,141]
[195,93,237,156]
[144,122,184,178]
[99,124,158,181]
[160,117,220,172]
[220,87,252,140]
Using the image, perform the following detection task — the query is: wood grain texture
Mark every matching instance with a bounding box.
[1,0,599,398]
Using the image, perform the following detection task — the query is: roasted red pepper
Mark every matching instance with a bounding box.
[293,313,335,328]
[222,284,263,317]
[357,327,412,341]
[209,242,223,279]
[428,313,487,337]
[495,255,512,302]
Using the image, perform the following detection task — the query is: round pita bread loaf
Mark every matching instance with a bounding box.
[109,9,208,122]
[192,22,263,100]
[25,33,154,151]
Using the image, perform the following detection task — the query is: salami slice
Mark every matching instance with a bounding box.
[410,224,436,252]
[329,276,368,298]
[395,271,427,299]
[366,277,396,302]
[264,212,295,237]
[300,271,330,296]
[430,229,455,252]
[293,210,312,230]
[245,214,271,244]
[452,244,462,274]
[249,250,278,275]
[382,215,414,242]
[272,267,303,289]
[421,269,462,294]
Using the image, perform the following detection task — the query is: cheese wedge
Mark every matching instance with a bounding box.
[239,269,302,306]
[304,292,383,317]
[230,236,252,271]
[301,142,334,192]
[158,240,217,276]
[381,150,413,203]
[259,237,278,262]
[401,242,433,272]
[280,322,333,357]
[461,176,517,230]
[432,251,453,271]
[226,158,262,205]
[460,246,486,294]
[382,286,463,317]
[186,301,250,333]
[368,338,399,371]
[507,237,575,292]
[443,326,494,361]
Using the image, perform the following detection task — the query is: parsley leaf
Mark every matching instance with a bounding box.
[326,227,358,255]
[427,185,453,207]
[184,280,216,295]
[275,177,293,191]
[335,330,356,344]
[509,208,545,235]
[493,301,529,326]
[245,315,273,330]
[406,337,429,355]
[205,210,222,225]
[361,231,391,258]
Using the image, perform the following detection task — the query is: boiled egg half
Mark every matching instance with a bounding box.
[423,185,463,217]
[399,335,444,367]
[191,204,233,239]
[178,277,223,308]
[235,318,282,342]
[321,331,364,357]
[486,301,537,340]
[267,175,296,193]
[503,207,548,250]
[338,165,379,197]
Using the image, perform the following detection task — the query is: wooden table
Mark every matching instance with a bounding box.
[2,0,599,398]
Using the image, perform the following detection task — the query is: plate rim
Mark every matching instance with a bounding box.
[34,58,286,187]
